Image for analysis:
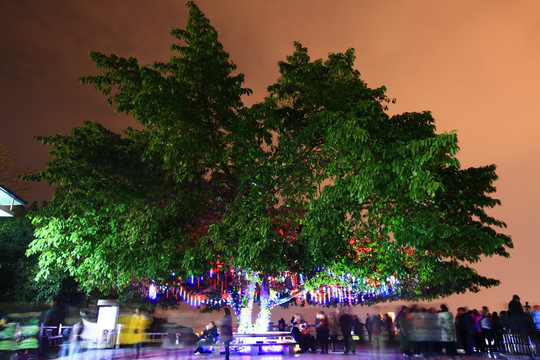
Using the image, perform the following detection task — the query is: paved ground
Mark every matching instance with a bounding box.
[28,344,537,360]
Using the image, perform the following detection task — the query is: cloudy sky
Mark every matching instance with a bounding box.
[1,0,538,312]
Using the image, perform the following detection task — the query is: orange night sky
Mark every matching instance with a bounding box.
[1,1,538,313]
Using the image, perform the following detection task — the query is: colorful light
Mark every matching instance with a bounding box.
[148,283,157,300]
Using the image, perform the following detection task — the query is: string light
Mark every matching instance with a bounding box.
[147,270,400,309]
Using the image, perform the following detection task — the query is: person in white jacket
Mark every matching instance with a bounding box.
[437,304,458,357]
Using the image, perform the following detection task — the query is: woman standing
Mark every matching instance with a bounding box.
[220,308,233,360]
[438,304,458,357]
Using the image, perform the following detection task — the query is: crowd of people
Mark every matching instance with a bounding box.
[288,308,393,354]
[7,294,534,359]
[287,295,540,356]
[394,295,540,357]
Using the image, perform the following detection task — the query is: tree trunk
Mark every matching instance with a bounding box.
[236,276,257,333]
[254,276,271,333]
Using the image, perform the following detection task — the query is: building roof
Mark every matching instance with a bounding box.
[0,185,27,217]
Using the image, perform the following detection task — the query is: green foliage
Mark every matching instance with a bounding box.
[26,1,511,306]
[0,206,84,304]
[0,210,36,301]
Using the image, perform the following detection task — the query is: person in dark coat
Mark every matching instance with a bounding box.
[353,315,365,344]
[339,308,355,354]
[315,312,330,354]
[291,322,303,347]
[509,295,524,316]
[455,307,474,355]
[395,306,411,356]
[491,312,504,352]
[291,322,317,353]
[384,313,396,345]
[193,321,218,354]
[508,295,525,332]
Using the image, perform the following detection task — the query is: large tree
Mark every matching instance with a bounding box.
[26,1,511,329]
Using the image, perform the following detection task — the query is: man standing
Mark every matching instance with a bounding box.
[395,306,411,356]
[339,308,355,354]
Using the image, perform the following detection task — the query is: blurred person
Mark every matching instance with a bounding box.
[79,315,99,360]
[438,304,458,357]
[365,313,372,343]
[423,308,439,356]
[59,313,84,360]
[160,320,185,360]
[500,311,511,333]
[353,315,365,344]
[42,302,66,329]
[220,308,233,360]
[384,313,396,345]
[491,311,504,352]
[411,308,427,356]
[316,311,330,354]
[408,304,420,354]
[371,314,385,360]
[480,306,495,354]
[160,319,198,360]
[455,307,474,355]
[395,306,411,356]
[469,309,482,354]
[339,308,355,354]
[314,311,323,327]
[329,309,340,352]
[131,308,150,359]
[41,302,66,356]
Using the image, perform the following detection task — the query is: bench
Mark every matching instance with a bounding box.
[502,332,538,356]
[232,332,299,355]
[200,342,223,355]
[234,341,298,355]
[39,324,66,347]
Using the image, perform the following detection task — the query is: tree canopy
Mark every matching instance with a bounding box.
[26,1,511,307]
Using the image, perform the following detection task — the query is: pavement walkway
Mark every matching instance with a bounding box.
[33,344,537,360]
